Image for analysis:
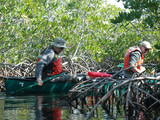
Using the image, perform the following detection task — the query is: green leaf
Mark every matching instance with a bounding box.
[154,45,160,50]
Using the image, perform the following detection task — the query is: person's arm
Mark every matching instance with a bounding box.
[130,64,146,74]
[129,51,145,74]
[35,49,55,86]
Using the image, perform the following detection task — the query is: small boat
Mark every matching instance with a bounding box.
[4,71,116,95]
[4,73,87,95]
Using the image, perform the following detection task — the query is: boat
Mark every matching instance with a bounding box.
[4,63,124,95]
[4,73,114,95]
[4,73,88,95]
[4,76,77,95]
[4,70,121,95]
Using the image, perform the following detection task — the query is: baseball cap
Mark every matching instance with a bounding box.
[140,41,152,50]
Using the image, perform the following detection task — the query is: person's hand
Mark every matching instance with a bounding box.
[132,66,146,74]
[37,78,43,86]
[139,66,146,74]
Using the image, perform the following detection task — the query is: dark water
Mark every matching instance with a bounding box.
[0,92,78,120]
[0,92,83,120]
[0,92,127,120]
[0,92,101,120]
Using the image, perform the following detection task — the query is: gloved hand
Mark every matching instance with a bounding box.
[37,78,43,86]
[139,66,146,74]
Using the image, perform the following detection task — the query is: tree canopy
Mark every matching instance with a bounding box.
[0,0,159,70]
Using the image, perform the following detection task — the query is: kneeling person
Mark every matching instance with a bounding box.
[35,37,68,86]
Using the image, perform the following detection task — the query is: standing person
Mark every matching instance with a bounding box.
[35,37,68,86]
[123,41,152,77]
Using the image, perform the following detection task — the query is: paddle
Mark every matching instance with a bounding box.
[10,72,67,95]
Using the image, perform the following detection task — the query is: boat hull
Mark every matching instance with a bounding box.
[4,76,77,95]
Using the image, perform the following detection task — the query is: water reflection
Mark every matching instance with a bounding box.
[2,91,159,120]
[35,94,63,120]
[0,92,87,120]
[0,94,5,120]
[0,92,113,120]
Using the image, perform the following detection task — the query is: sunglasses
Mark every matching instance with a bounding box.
[59,47,64,50]
[145,48,149,51]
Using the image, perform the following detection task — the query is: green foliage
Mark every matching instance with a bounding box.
[0,0,120,64]
[0,0,159,67]
[111,0,160,28]
[154,40,160,71]
[154,41,160,59]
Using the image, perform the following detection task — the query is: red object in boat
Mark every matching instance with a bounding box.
[88,71,112,78]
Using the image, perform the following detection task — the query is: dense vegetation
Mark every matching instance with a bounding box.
[0,0,159,77]
[0,1,159,120]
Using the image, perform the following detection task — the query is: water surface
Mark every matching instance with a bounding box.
[0,92,127,120]
[0,92,85,120]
